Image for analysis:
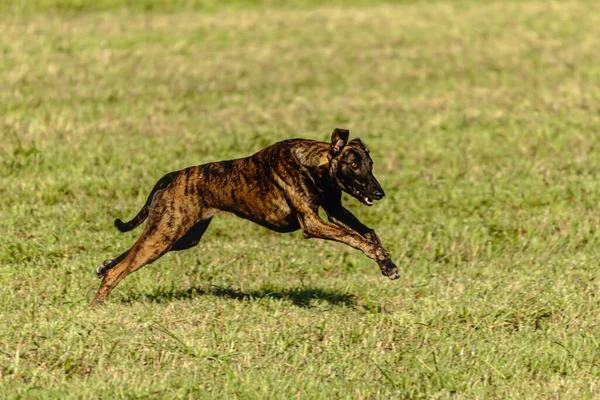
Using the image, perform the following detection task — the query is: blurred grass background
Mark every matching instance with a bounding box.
[0,0,422,14]
[2,0,600,398]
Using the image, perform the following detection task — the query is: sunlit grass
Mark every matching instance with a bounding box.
[2,1,600,398]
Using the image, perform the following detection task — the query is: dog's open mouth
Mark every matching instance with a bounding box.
[350,187,374,206]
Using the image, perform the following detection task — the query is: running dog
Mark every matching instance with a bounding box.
[90,128,398,306]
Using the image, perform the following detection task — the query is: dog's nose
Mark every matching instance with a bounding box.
[373,190,385,200]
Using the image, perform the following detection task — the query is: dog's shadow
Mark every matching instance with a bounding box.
[121,285,356,308]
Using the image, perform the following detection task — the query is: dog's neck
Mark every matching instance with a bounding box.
[293,145,339,192]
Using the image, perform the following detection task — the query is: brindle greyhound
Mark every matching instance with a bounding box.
[90,128,398,306]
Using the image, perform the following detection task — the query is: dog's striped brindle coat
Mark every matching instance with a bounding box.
[90,128,398,306]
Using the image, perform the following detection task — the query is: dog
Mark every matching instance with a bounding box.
[89,128,398,306]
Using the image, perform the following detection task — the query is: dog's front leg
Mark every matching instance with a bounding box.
[325,205,370,235]
[299,213,399,279]
[324,205,386,247]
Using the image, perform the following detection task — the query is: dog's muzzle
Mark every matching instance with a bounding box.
[349,186,384,206]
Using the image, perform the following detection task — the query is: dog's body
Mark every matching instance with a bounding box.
[90,129,398,306]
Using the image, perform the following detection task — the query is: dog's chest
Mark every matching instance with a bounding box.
[256,196,299,232]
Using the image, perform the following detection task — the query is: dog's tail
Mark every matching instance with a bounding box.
[114,172,177,232]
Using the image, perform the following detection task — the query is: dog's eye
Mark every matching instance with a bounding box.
[351,162,358,168]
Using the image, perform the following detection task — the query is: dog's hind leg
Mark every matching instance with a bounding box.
[89,241,164,307]
[95,249,130,278]
[89,205,204,307]
[170,217,212,251]
[95,218,212,279]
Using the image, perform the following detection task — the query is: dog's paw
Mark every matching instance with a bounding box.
[379,258,400,280]
[386,270,400,280]
[95,259,112,278]
[95,264,106,278]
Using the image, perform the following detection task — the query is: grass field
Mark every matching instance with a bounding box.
[2,0,600,398]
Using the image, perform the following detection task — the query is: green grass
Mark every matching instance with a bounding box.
[0,0,425,14]
[2,0,600,398]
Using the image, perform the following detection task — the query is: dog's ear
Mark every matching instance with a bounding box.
[330,128,349,157]
[349,138,369,154]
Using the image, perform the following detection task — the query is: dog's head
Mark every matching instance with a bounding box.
[329,128,385,206]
